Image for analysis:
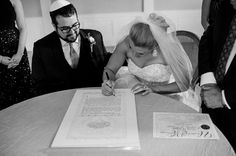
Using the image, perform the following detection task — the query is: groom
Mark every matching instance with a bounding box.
[32,0,110,95]
[199,0,236,151]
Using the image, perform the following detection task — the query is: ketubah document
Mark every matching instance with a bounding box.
[51,89,140,149]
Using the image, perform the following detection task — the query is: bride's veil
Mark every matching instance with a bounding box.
[116,13,193,91]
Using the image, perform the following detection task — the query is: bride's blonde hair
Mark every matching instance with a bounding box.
[129,23,157,50]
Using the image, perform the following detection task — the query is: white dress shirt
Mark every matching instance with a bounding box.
[200,40,236,109]
[60,36,81,67]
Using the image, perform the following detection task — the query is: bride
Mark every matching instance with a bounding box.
[101,13,201,111]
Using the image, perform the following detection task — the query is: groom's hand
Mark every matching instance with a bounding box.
[201,84,224,109]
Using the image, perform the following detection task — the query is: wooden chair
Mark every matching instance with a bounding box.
[176,30,200,87]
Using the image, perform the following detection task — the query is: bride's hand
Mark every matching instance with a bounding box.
[131,83,152,95]
[101,80,115,96]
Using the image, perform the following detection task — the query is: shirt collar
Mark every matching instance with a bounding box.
[60,35,80,47]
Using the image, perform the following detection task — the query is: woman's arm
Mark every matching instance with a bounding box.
[103,40,128,81]
[150,82,181,94]
[101,40,129,96]
[132,78,182,96]
[10,0,27,64]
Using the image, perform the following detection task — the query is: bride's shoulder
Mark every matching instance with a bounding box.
[114,36,130,54]
[154,51,168,65]
[118,36,130,48]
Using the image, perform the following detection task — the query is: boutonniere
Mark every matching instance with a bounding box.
[87,33,96,53]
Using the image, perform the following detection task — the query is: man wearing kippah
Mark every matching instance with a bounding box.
[32,0,110,95]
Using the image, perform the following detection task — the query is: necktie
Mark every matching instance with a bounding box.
[215,15,236,83]
[69,43,79,69]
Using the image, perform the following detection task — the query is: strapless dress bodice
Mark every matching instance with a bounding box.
[127,59,172,83]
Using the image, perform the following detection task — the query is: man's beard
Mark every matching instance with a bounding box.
[58,30,79,43]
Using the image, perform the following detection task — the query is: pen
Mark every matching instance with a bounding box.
[105,72,115,96]
[105,72,110,81]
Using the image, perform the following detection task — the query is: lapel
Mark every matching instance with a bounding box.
[224,55,236,78]
[79,30,90,55]
[79,30,100,70]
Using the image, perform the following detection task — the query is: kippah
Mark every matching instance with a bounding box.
[50,0,71,12]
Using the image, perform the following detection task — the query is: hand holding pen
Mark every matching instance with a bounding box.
[101,72,115,96]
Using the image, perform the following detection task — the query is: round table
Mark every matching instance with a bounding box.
[0,89,235,156]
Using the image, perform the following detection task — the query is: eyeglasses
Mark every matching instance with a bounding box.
[57,22,80,33]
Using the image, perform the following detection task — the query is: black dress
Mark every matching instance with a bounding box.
[0,0,34,110]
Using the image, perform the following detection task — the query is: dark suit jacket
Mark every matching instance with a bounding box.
[32,29,111,95]
[199,0,236,108]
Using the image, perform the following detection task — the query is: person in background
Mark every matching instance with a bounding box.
[199,0,236,151]
[201,0,222,30]
[32,0,110,96]
[0,0,34,110]
[101,13,200,111]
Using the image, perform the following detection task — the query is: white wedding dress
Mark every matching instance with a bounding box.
[115,59,201,112]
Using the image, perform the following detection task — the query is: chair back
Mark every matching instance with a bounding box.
[176,30,200,87]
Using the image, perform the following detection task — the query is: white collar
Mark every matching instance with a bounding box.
[60,35,80,47]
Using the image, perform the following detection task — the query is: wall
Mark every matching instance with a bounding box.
[154,0,200,10]
[21,0,204,51]
[70,0,143,14]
